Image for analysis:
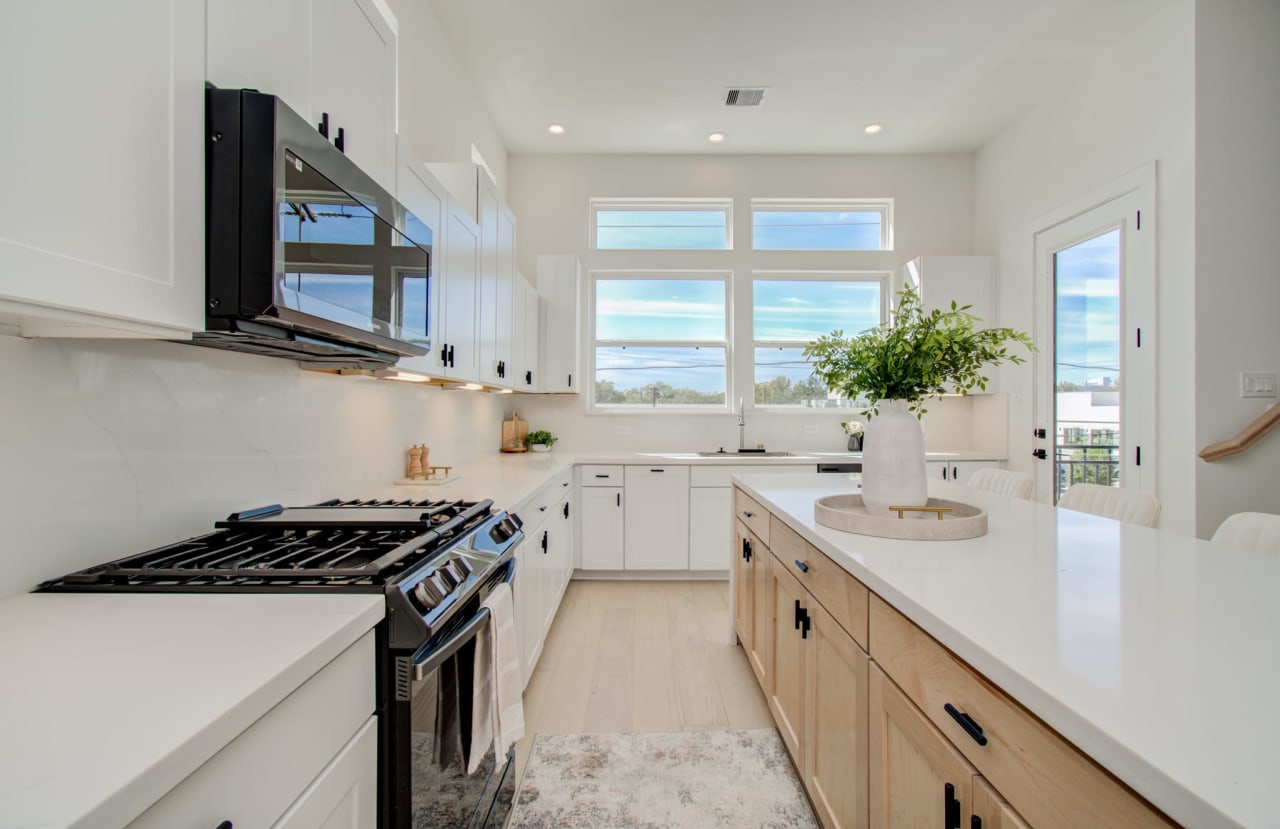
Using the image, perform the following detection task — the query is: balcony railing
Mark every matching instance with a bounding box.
[1055,443,1120,498]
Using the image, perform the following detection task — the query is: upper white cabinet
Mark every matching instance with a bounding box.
[902,256,995,324]
[513,276,541,391]
[478,175,517,387]
[437,198,482,381]
[393,140,448,376]
[0,0,205,338]
[207,0,397,193]
[536,254,582,393]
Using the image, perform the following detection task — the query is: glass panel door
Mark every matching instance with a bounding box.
[1053,229,1122,501]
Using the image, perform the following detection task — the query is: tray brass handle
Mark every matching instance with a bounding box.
[888,505,953,520]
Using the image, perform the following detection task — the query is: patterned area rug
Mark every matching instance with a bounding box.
[508,729,818,829]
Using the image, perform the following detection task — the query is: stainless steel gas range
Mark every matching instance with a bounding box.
[41,496,525,829]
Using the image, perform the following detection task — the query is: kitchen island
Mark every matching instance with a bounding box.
[731,472,1278,829]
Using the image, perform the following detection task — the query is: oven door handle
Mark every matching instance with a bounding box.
[411,558,516,681]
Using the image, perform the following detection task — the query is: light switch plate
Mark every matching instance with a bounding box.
[1241,371,1276,398]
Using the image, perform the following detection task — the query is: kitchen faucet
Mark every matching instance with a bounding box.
[737,397,746,450]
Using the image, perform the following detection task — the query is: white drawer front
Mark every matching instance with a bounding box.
[689,464,811,487]
[128,631,376,829]
[580,464,624,486]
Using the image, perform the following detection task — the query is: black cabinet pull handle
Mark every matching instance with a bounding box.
[944,782,960,829]
[334,126,345,153]
[526,370,533,385]
[497,360,505,378]
[616,493,621,507]
[801,612,811,639]
[944,703,989,746]
[650,468,665,473]
[971,817,983,829]
[794,599,804,630]
[942,465,949,480]
[742,510,754,518]
[448,345,455,367]
[216,822,233,829]
[563,501,569,519]
[595,474,609,478]
[317,112,329,138]
[742,538,752,562]
[441,343,448,364]
[793,559,809,573]
[568,373,572,387]
[541,530,548,553]
[1032,448,1047,460]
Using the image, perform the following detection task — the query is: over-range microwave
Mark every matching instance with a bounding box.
[198,87,431,368]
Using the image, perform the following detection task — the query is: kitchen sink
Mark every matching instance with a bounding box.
[696,450,795,457]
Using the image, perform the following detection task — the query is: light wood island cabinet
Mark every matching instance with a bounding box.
[732,483,1175,829]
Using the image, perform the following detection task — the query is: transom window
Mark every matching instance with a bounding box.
[753,274,888,407]
[591,273,730,408]
[590,199,732,250]
[751,199,893,251]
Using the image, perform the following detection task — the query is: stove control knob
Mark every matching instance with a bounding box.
[434,568,458,591]
[451,558,473,578]
[414,579,445,609]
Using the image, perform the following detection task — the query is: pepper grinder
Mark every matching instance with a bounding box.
[407,445,424,479]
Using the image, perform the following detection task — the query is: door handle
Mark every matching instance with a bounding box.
[448,345,455,367]
[742,538,752,562]
[616,492,621,507]
[563,501,570,519]
[1032,448,1047,460]
[541,530,548,553]
[944,782,961,829]
[944,703,989,746]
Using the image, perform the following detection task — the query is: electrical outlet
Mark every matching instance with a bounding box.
[614,424,632,436]
[1241,371,1277,398]
[803,424,818,435]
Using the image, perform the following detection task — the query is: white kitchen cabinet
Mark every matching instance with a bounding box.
[518,276,541,390]
[271,717,377,829]
[536,254,582,394]
[579,486,625,570]
[207,0,397,193]
[624,466,691,570]
[514,473,573,684]
[437,198,482,381]
[926,460,1001,485]
[128,632,375,829]
[478,176,518,387]
[902,256,995,324]
[0,0,204,339]
[391,140,446,374]
[689,487,734,571]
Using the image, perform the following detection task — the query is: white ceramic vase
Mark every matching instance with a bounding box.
[860,399,927,516]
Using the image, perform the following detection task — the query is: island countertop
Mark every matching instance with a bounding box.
[733,472,1279,829]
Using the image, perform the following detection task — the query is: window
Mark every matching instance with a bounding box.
[590,199,732,250]
[751,199,893,251]
[591,273,730,409]
[752,274,888,407]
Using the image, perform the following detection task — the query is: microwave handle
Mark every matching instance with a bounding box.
[411,558,516,681]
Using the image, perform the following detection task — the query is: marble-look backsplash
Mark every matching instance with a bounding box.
[0,336,507,598]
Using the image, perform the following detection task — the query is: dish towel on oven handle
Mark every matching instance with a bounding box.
[468,581,525,775]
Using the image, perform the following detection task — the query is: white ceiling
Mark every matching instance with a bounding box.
[429,0,1170,155]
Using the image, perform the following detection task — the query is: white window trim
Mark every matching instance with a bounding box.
[750,198,895,251]
[587,270,734,413]
[589,198,734,251]
[750,270,891,410]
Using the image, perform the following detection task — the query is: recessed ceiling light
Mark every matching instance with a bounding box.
[864,124,883,135]
[547,124,566,136]
[708,132,727,144]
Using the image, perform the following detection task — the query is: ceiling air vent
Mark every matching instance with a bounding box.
[725,88,767,107]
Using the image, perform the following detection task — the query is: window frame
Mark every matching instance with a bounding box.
[589,198,734,251]
[587,270,734,413]
[750,270,891,410]
[750,198,894,251]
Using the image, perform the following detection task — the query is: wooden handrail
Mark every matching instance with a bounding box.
[1199,404,1280,461]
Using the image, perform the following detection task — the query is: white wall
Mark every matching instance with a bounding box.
[389,0,509,191]
[972,1,1197,533]
[0,337,507,598]
[1192,0,1280,536]
[507,152,996,453]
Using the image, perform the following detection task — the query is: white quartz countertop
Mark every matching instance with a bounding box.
[381,449,1001,512]
[0,593,384,829]
[735,472,1279,829]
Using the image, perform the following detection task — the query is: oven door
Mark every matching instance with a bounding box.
[390,558,517,829]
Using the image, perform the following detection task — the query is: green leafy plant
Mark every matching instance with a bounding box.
[524,429,558,447]
[803,285,1033,418]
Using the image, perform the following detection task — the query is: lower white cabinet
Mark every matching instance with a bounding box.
[514,474,573,685]
[689,487,733,571]
[926,460,1001,484]
[624,466,690,570]
[128,632,375,829]
[579,486,625,570]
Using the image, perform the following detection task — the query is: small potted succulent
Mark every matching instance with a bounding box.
[524,430,558,453]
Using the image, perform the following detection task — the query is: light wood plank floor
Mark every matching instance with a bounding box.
[514,579,774,779]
